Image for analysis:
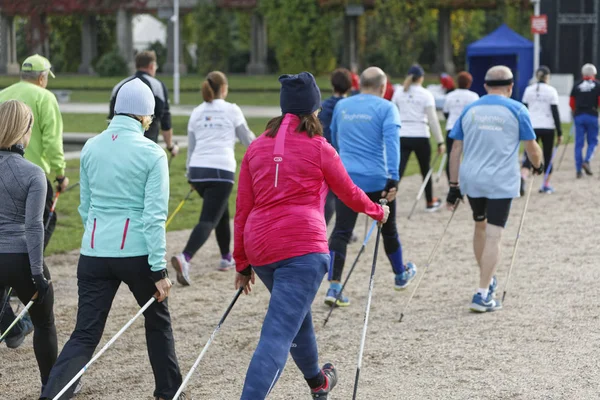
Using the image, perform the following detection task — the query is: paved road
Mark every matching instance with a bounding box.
[59,102,280,118]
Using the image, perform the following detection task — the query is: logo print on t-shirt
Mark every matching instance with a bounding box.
[111,134,118,141]
[578,80,596,92]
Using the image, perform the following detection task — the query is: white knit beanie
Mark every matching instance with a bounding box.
[115,78,155,116]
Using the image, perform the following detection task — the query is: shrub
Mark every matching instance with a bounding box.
[94,50,129,77]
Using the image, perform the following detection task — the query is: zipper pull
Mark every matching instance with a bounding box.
[274,157,282,187]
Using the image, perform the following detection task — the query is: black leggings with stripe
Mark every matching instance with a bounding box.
[399,137,433,203]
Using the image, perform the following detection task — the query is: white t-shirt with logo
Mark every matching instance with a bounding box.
[521,82,559,129]
[392,84,436,138]
[187,99,254,173]
[443,89,479,131]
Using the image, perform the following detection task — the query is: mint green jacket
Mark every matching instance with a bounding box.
[78,116,169,271]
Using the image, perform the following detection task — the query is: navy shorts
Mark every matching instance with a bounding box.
[467,197,512,228]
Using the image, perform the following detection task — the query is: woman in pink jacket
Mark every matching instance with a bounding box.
[234,72,389,400]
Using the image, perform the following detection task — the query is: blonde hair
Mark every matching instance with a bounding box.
[0,100,33,148]
[140,115,153,131]
[202,71,228,103]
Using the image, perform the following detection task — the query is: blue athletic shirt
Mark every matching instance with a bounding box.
[449,94,536,199]
[330,94,401,193]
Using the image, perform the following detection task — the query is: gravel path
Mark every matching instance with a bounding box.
[1,145,599,399]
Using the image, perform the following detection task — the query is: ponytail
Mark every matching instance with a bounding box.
[201,80,215,102]
[403,74,414,92]
[201,71,228,103]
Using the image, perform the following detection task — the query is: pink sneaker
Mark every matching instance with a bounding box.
[171,254,191,286]
[218,258,235,271]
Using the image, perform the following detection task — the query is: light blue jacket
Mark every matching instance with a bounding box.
[79,115,169,271]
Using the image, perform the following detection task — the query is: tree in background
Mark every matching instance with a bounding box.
[260,0,336,75]
[193,2,232,75]
[47,16,81,73]
[366,0,431,76]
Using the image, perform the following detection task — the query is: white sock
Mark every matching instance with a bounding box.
[477,288,489,299]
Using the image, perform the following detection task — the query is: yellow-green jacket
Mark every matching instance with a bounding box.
[0,81,65,176]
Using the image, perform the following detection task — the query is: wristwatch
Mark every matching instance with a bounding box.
[151,269,169,282]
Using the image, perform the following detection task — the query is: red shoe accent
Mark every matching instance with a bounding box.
[311,375,329,393]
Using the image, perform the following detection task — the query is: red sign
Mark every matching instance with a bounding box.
[531,15,548,35]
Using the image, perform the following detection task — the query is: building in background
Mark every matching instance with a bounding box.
[541,0,600,76]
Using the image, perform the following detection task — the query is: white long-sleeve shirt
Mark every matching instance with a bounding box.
[187,99,255,173]
[443,89,480,131]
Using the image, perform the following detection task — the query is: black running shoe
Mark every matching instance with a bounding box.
[577,171,584,179]
[582,162,593,176]
[311,363,338,399]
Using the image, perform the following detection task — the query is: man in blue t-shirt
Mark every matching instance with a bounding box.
[326,66,417,308]
[446,65,543,313]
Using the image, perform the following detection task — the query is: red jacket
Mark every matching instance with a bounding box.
[234,114,385,272]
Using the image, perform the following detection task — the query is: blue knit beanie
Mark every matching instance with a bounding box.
[115,78,155,116]
[279,72,321,116]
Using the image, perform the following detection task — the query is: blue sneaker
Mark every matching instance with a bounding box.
[5,313,34,349]
[324,287,350,307]
[470,293,502,313]
[488,276,497,298]
[539,185,555,194]
[394,262,417,291]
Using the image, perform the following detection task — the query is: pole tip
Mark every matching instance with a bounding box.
[501,291,507,302]
[399,313,404,323]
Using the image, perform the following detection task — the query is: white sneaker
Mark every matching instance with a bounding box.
[425,198,442,212]
[218,257,235,272]
[171,254,191,286]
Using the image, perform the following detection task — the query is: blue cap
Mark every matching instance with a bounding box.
[279,72,321,116]
[408,64,425,78]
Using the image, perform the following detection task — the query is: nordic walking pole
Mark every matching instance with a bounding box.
[173,287,243,398]
[0,287,13,334]
[64,182,80,193]
[435,152,448,183]
[541,146,558,189]
[323,220,378,327]
[556,125,574,172]
[399,201,460,322]
[352,200,385,400]
[53,296,156,400]
[407,153,441,220]
[45,192,60,230]
[502,175,536,303]
[165,188,194,229]
[0,291,38,344]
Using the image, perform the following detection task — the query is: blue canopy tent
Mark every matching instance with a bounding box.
[467,24,533,100]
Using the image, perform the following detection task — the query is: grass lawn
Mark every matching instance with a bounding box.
[68,89,282,107]
[62,114,271,135]
[0,74,330,91]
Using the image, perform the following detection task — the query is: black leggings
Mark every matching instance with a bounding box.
[329,191,400,281]
[183,180,233,258]
[399,137,434,203]
[446,131,454,180]
[44,179,57,250]
[522,129,556,174]
[0,254,57,385]
[41,255,182,400]
[324,191,337,226]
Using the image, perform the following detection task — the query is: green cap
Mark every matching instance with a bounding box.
[21,54,55,78]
